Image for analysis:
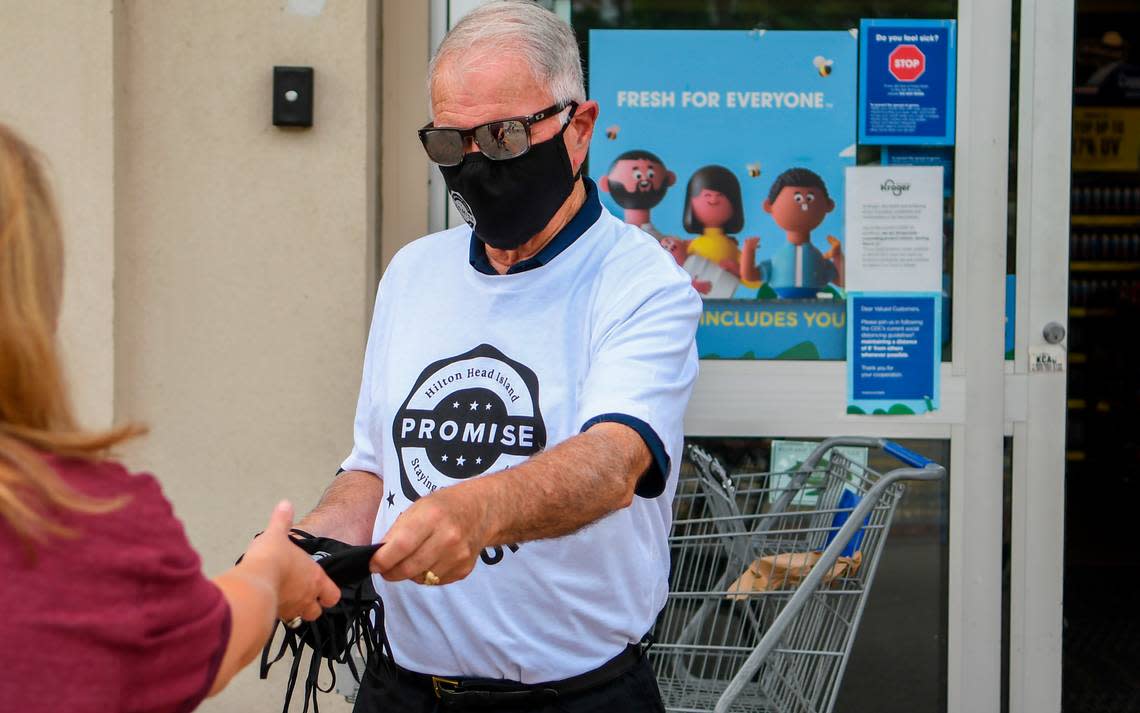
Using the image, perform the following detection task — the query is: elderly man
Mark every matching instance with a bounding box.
[298,2,700,711]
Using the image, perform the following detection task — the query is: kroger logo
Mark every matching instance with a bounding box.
[880,179,911,196]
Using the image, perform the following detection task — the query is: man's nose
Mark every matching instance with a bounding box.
[462,135,480,154]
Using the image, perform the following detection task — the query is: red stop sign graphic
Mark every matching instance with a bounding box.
[888,44,926,82]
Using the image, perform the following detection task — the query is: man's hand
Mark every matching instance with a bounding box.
[370,485,489,585]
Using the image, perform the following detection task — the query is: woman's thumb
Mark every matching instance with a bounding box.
[265,499,295,534]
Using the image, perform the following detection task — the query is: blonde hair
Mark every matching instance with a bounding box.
[0,123,142,549]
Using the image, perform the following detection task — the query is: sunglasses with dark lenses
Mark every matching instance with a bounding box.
[418,101,577,166]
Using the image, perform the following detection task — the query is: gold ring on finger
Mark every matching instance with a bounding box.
[422,570,441,586]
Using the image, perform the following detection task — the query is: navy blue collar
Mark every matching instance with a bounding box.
[469,178,602,276]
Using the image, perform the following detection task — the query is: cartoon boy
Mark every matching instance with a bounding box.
[742,167,845,298]
[599,149,676,239]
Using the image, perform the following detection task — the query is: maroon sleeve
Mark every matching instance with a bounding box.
[117,473,233,713]
[1,458,233,713]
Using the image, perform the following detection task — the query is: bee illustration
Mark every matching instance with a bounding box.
[746,162,762,178]
[813,55,834,77]
[605,124,620,140]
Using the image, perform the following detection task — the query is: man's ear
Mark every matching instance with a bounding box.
[567,100,599,172]
[666,171,676,187]
[599,175,611,193]
[762,199,774,214]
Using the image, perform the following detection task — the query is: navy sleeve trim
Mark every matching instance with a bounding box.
[581,413,669,499]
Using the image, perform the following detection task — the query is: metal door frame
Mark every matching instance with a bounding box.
[1009,2,1074,712]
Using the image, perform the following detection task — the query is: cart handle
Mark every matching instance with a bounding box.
[800,437,939,474]
[882,440,933,469]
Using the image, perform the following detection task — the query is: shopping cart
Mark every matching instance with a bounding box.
[651,438,945,713]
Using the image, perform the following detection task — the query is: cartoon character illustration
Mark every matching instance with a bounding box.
[599,149,676,239]
[742,167,844,299]
[680,165,759,299]
[659,236,688,265]
[657,235,713,295]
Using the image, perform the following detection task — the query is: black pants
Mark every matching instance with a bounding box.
[352,656,666,713]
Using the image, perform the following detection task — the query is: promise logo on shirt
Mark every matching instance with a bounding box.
[393,344,546,502]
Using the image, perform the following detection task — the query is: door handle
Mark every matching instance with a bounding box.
[1042,322,1066,344]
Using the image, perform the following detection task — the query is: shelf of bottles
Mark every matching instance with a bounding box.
[1066,176,1140,465]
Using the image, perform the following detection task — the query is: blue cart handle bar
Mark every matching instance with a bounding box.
[882,440,934,469]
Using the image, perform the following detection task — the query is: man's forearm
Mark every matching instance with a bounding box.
[296,469,383,545]
[462,422,650,546]
[372,423,653,583]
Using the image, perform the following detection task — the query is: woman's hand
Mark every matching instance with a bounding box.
[240,501,341,622]
[211,501,342,696]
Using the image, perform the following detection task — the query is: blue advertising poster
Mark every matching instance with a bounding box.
[589,30,857,359]
[858,19,957,145]
[847,293,942,414]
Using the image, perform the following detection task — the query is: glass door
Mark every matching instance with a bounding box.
[1058,1,1137,711]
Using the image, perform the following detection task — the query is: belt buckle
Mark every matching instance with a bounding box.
[432,675,461,698]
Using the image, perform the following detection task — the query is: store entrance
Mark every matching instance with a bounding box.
[1066,2,1140,710]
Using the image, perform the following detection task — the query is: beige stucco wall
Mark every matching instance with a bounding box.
[114,1,379,710]
[0,0,433,709]
[0,0,118,429]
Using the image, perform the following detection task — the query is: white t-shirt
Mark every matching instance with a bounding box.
[341,195,701,683]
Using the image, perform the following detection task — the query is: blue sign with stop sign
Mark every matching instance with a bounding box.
[859,19,957,145]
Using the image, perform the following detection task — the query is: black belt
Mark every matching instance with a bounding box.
[390,642,646,710]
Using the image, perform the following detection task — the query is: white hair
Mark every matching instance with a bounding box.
[428,0,586,114]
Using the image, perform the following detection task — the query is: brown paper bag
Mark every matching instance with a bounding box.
[726,550,863,600]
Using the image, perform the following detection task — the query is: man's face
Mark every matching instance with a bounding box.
[604,158,675,210]
[430,53,596,171]
[763,185,834,242]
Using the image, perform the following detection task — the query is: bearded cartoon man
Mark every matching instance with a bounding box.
[599,149,676,239]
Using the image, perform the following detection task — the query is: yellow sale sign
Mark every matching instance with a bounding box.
[1072,107,1140,172]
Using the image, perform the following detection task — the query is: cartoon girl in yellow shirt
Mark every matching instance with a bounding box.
[675,165,759,297]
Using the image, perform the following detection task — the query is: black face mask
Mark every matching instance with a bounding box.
[252,530,393,713]
[440,120,579,250]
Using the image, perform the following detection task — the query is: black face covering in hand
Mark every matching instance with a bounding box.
[440,116,580,251]
[254,531,392,713]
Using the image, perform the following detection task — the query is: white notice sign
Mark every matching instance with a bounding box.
[844,166,943,293]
